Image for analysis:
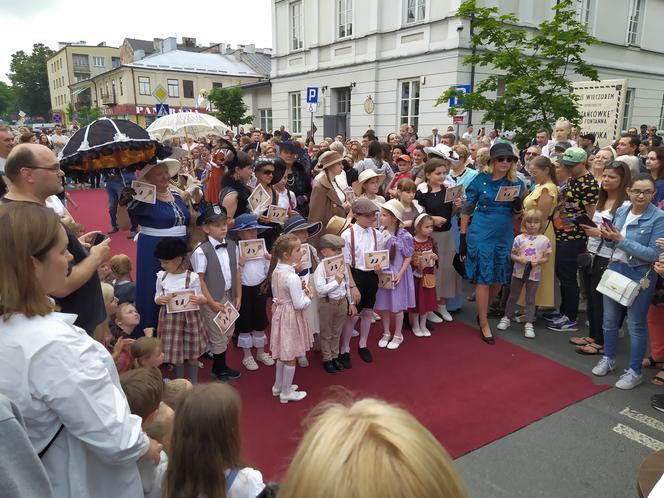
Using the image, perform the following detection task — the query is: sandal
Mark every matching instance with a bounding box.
[569,337,595,346]
[652,370,664,386]
[575,343,604,355]
[643,356,664,369]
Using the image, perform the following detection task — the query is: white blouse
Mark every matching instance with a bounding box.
[273,263,311,310]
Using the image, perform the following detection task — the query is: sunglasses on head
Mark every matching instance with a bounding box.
[494,156,516,163]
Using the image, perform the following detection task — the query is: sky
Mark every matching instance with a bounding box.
[0,0,273,83]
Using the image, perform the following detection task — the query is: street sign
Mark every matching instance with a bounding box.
[305,103,318,113]
[156,104,170,117]
[153,85,168,103]
[52,113,62,123]
[306,87,319,104]
[449,85,471,108]
[453,115,464,124]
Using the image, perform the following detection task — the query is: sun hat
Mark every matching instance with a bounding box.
[317,150,344,170]
[319,234,346,249]
[423,144,459,165]
[489,142,518,160]
[560,147,588,166]
[253,156,285,185]
[380,199,405,223]
[283,214,322,237]
[138,158,180,179]
[196,204,228,226]
[326,215,352,235]
[230,213,270,233]
[354,169,386,196]
[153,237,188,260]
[351,198,379,215]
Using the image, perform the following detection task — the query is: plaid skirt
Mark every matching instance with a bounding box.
[157,306,208,364]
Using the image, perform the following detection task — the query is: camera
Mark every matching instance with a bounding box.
[456,22,464,32]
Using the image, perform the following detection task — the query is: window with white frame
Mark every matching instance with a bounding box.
[138,76,151,95]
[399,79,420,131]
[622,88,634,132]
[627,0,643,45]
[290,1,304,51]
[289,92,302,134]
[335,87,351,114]
[93,56,104,67]
[259,109,273,132]
[167,79,179,97]
[73,54,88,66]
[405,0,426,24]
[577,0,594,28]
[338,0,353,39]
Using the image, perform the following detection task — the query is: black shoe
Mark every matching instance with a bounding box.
[211,368,241,381]
[107,227,119,234]
[479,325,495,345]
[333,358,344,371]
[339,352,352,369]
[323,361,337,374]
[358,347,373,363]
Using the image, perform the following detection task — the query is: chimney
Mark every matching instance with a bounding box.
[245,44,255,54]
[162,37,177,53]
[153,38,163,52]
[233,49,242,61]
[182,37,197,47]
[134,49,145,61]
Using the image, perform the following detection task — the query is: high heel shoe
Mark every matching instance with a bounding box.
[479,324,495,345]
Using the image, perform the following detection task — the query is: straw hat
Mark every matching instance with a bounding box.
[138,158,180,179]
[380,199,405,223]
[326,215,352,236]
[354,169,386,196]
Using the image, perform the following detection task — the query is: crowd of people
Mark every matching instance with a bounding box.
[0,115,663,498]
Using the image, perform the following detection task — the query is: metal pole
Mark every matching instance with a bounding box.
[310,110,314,142]
[468,12,476,127]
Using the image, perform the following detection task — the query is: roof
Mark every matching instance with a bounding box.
[127,50,260,77]
[239,52,271,77]
[124,38,201,55]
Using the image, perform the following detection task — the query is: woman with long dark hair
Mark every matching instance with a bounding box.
[220,150,253,228]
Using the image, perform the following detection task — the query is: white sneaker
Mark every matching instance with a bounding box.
[524,323,535,339]
[280,389,307,404]
[256,352,275,366]
[615,369,643,390]
[592,357,616,376]
[297,356,309,368]
[496,317,511,331]
[352,329,359,337]
[378,334,391,348]
[427,311,443,324]
[272,384,298,396]
[242,356,259,371]
[387,336,403,350]
[438,306,453,322]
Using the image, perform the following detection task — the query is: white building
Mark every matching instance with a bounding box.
[269,0,664,140]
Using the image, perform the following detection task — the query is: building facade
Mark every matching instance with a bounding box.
[269,0,664,140]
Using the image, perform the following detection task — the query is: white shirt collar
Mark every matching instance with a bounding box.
[276,262,295,272]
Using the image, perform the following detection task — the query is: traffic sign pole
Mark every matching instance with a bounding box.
[306,87,319,142]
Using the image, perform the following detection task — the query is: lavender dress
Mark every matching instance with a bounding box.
[374,228,416,313]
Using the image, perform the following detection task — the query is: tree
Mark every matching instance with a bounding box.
[8,43,54,119]
[0,82,16,121]
[207,86,253,130]
[74,106,102,126]
[436,0,598,147]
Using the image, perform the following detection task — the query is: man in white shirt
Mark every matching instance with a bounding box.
[462,125,475,143]
[0,125,14,173]
[49,124,69,157]
[536,128,555,158]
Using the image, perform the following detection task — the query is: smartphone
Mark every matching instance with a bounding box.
[573,213,596,228]
[601,217,615,230]
[92,233,108,245]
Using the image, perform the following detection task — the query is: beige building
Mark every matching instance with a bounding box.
[46,42,120,123]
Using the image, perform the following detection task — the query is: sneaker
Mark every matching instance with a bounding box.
[546,317,578,332]
[272,384,298,396]
[387,336,403,350]
[541,311,563,322]
[256,352,275,366]
[358,347,373,363]
[297,356,309,368]
[242,356,259,371]
[524,323,535,339]
[280,389,307,404]
[438,306,453,322]
[496,317,511,331]
[351,329,359,337]
[427,311,443,324]
[339,352,352,369]
[615,369,643,390]
[592,357,616,376]
[378,334,391,348]
[211,368,241,381]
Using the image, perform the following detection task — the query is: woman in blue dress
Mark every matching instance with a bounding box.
[120,159,192,335]
[460,143,524,344]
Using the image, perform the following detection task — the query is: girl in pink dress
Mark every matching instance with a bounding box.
[267,234,313,404]
[409,214,440,337]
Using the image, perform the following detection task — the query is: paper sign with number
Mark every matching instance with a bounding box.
[213,301,240,333]
[364,250,389,270]
[166,290,199,314]
[344,187,356,204]
[378,272,394,289]
[266,205,289,224]
[248,185,271,213]
[300,243,312,269]
[420,250,435,268]
[444,184,465,203]
[322,254,345,278]
[131,180,156,204]
[239,239,266,260]
[494,186,520,202]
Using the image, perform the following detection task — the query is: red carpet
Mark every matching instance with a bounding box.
[70,189,610,481]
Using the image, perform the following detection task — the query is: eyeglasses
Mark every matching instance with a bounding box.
[525,151,540,156]
[494,156,516,163]
[259,169,275,175]
[630,189,654,197]
[25,165,61,172]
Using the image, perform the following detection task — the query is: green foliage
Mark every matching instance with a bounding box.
[0,82,16,121]
[8,43,54,118]
[436,0,598,147]
[207,86,253,129]
[74,106,102,126]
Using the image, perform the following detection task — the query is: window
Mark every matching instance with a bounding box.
[289,92,302,134]
[290,1,304,51]
[338,0,353,38]
[119,76,123,96]
[622,88,634,132]
[578,0,594,27]
[183,80,194,99]
[399,79,420,131]
[111,57,120,69]
[168,79,179,97]
[138,76,151,95]
[259,109,273,132]
[627,0,643,45]
[336,87,351,114]
[93,56,104,67]
[405,0,426,24]
[73,54,88,66]
[659,94,664,131]
[212,82,223,89]
[74,72,89,83]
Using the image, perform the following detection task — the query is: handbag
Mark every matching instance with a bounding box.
[596,263,653,307]
[422,273,436,288]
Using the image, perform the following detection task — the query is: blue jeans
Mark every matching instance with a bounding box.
[106,178,137,231]
[602,261,657,373]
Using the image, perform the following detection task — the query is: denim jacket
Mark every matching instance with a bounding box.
[607,203,664,268]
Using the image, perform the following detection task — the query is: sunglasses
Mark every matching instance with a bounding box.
[494,156,516,163]
[259,169,275,175]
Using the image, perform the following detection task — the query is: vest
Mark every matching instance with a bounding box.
[197,239,238,301]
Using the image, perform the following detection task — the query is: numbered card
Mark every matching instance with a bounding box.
[301,243,312,269]
[248,185,271,213]
[131,180,156,204]
[239,239,267,260]
[494,186,520,202]
[444,184,465,203]
[323,254,345,278]
[420,250,435,268]
[213,301,240,334]
[344,187,356,204]
[166,290,199,314]
[378,272,394,289]
[266,204,289,224]
[364,250,389,270]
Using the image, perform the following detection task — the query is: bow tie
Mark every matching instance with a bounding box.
[215,242,227,249]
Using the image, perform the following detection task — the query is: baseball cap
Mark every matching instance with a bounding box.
[560,147,588,166]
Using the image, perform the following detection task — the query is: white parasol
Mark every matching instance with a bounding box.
[146,112,230,141]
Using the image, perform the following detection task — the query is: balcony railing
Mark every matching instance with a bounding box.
[100,91,117,106]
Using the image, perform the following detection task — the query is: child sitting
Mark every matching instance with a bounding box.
[162,378,193,410]
[132,337,165,369]
[110,254,136,304]
[107,302,141,373]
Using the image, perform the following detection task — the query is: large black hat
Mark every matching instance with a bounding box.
[154,237,188,260]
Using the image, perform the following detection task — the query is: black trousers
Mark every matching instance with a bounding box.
[580,254,610,345]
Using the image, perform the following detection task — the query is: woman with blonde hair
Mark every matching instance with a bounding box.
[278,397,466,498]
[475,147,490,172]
